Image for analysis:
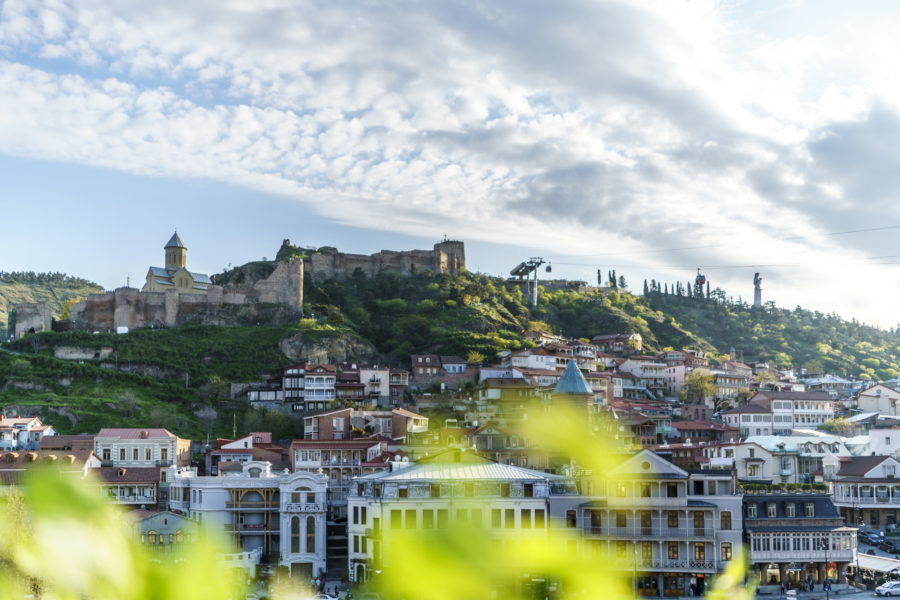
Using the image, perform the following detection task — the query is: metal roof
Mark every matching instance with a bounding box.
[356,461,568,482]
[552,360,593,396]
[165,232,186,248]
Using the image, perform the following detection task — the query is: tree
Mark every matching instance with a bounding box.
[643,280,649,296]
[466,350,486,365]
[617,275,627,290]
[681,369,717,406]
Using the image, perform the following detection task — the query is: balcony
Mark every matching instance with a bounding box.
[584,525,715,539]
[111,495,157,504]
[751,549,854,563]
[284,502,324,512]
[618,559,717,572]
[225,501,279,510]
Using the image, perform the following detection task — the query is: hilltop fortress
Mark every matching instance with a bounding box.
[12,236,465,336]
[307,239,465,281]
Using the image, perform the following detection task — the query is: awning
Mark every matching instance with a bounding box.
[855,552,900,574]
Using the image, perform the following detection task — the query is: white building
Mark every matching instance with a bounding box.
[500,348,558,371]
[748,391,835,431]
[93,428,191,468]
[577,449,743,597]
[741,435,851,485]
[856,384,900,416]
[0,416,56,451]
[722,405,774,437]
[346,451,578,584]
[168,461,328,577]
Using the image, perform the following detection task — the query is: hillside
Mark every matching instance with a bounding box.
[1,272,104,334]
[3,256,899,436]
[643,290,900,379]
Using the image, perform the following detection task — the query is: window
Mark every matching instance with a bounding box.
[616,482,627,497]
[505,509,515,529]
[720,511,731,530]
[437,509,448,528]
[668,542,678,560]
[721,542,732,561]
[306,516,315,553]
[102,448,110,462]
[175,530,183,543]
[667,483,678,498]
[805,503,814,517]
[767,503,776,517]
[161,448,168,462]
[616,541,627,559]
[353,536,360,553]
[668,512,679,528]
[148,530,157,544]
[430,484,441,498]
[492,509,501,528]
[748,448,755,458]
[747,504,757,518]
[399,487,408,498]
[616,511,626,528]
[640,483,651,498]
[133,448,138,461]
[422,510,434,529]
[119,448,125,461]
[333,418,344,430]
[566,510,577,528]
[522,509,532,529]
[353,507,359,524]
[786,503,795,518]
[693,543,705,561]
[500,483,510,497]
[390,510,401,529]
[145,448,151,461]
[534,509,545,529]
[405,509,416,529]
[524,483,534,497]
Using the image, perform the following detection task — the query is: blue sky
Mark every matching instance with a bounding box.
[2,1,900,326]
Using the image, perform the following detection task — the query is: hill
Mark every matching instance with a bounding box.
[4,256,900,436]
[1,272,104,335]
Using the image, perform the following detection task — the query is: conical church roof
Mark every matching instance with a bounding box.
[553,359,593,395]
[165,232,186,249]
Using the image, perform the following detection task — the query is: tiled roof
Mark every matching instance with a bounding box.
[392,408,426,419]
[94,466,161,483]
[40,434,95,450]
[836,455,892,477]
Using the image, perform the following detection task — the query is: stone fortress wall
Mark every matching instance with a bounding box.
[64,258,304,333]
[309,240,465,281]
[12,239,466,337]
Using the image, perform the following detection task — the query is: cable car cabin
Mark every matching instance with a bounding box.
[695,274,706,285]
[545,265,552,273]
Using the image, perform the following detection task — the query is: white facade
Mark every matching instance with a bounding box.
[168,462,328,576]
[0,416,56,451]
[93,429,187,467]
[346,456,576,584]
[856,385,900,416]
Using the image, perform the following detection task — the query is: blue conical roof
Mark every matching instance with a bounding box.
[553,360,593,396]
[165,232,186,248]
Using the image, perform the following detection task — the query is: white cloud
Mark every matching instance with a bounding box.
[1,0,900,325]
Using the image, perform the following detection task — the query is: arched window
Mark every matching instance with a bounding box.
[186,533,192,543]
[291,516,300,553]
[168,534,174,544]
[141,534,146,544]
[148,531,157,544]
[175,529,184,543]
[306,516,316,553]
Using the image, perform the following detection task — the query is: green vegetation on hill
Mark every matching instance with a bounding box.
[5,254,900,436]
[0,272,104,333]
[644,290,900,379]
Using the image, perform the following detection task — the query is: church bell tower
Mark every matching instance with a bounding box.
[164,232,187,271]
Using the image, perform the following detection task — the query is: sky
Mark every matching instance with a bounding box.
[2,0,900,327]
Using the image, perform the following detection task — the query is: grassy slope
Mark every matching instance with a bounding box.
[1,273,104,331]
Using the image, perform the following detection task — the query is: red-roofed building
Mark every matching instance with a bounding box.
[669,421,740,444]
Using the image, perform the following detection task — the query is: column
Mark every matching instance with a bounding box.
[837,562,847,584]
[779,563,787,585]
[817,562,826,584]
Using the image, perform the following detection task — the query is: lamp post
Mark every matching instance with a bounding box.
[821,535,830,600]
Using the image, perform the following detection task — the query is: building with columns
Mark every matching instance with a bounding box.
[168,461,328,577]
[824,454,900,527]
[577,449,743,597]
[743,490,855,593]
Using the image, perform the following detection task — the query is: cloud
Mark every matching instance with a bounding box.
[2,0,900,325]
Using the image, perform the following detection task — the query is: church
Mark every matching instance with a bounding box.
[142,232,212,295]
